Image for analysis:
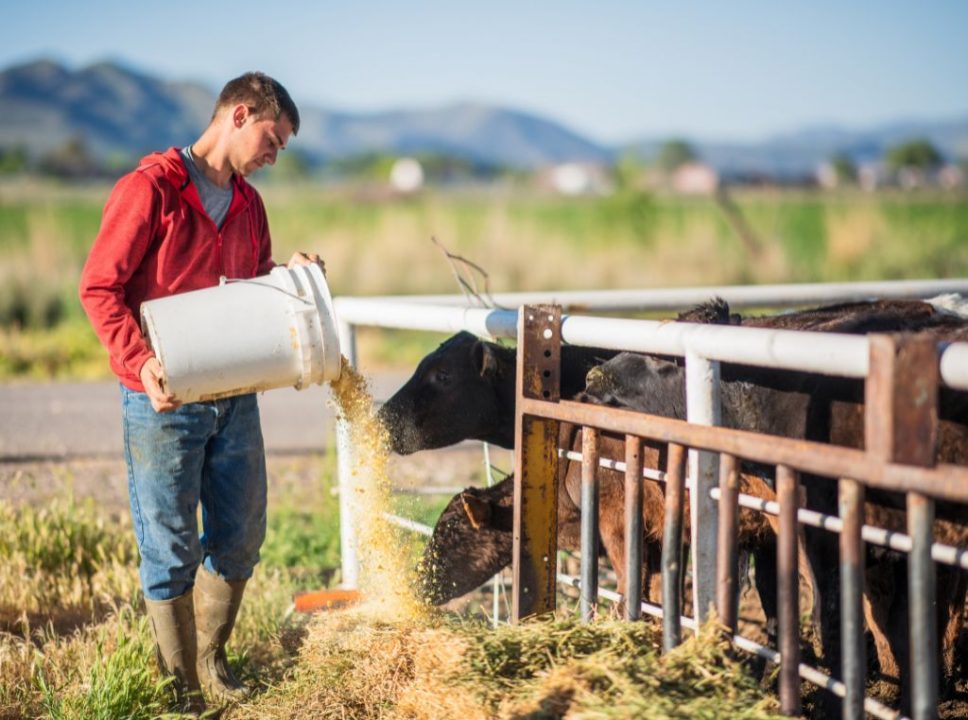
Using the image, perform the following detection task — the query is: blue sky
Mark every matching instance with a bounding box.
[2,1,966,144]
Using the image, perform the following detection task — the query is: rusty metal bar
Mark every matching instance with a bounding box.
[512,305,561,623]
[839,478,866,720]
[865,335,939,467]
[867,333,940,720]
[624,434,644,621]
[716,453,740,634]
[908,493,938,720]
[776,464,802,717]
[662,442,687,651]
[519,397,968,503]
[580,426,601,622]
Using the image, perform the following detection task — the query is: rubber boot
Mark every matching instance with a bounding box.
[144,592,206,715]
[194,567,250,704]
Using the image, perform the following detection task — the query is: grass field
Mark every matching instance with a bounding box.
[1,180,966,379]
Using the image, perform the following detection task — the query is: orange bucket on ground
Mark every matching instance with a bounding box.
[293,588,362,613]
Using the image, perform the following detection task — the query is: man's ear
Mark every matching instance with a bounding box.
[232,104,248,128]
[473,341,503,380]
[460,492,492,530]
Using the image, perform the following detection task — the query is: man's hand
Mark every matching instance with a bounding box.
[287,251,326,275]
[139,357,181,413]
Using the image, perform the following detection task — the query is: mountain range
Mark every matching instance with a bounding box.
[1,58,966,176]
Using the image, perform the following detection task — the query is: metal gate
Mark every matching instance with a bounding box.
[511,304,968,720]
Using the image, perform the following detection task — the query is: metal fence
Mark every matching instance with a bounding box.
[332,278,968,720]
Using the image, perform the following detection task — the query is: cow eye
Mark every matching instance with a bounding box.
[432,368,451,384]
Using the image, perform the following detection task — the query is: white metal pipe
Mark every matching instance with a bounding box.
[710,488,968,570]
[343,278,968,312]
[383,512,433,536]
[561,315,872,378]
[940,342,968,390]
[333,299,968,388]
[334,299,517,339]
[484,442,503,627]
[555,573,696,629]
[336,320,361,589]
[686,352,721,628]
[560,450,666,482]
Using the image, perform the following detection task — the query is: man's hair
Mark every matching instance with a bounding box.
[214,72,300,135]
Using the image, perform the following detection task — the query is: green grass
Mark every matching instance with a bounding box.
[2,182,967,379]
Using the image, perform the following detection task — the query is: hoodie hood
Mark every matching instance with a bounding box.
[137,147,256,202]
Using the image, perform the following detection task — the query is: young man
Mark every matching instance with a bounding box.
[79,72,321,711]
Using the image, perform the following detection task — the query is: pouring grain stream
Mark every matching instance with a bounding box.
[328,357,427,621]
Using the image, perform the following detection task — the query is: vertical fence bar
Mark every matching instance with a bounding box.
[839,477,866,720]
[336,319,360,589]
[716,453,740,634]
[908,492,938,720]
[624,435,644,621]
[685,352,722,628]
[662,442,688,652]
[866,334,940,719]
[776,464,802,717]
[512,305,561,623]
[483,441,503,627]
[580,427,601,622]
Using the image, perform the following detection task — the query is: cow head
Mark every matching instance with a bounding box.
[378,332,516,454]
[582,352,686,419]
[417,477,514,605]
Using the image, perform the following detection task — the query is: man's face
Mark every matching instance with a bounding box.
[230,106,294,177]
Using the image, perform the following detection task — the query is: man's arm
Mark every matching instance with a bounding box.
[79,172,178,411]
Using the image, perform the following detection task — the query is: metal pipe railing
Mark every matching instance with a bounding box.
[338,277,968,312]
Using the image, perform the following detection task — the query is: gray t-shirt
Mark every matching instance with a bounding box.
[180,146,233,229]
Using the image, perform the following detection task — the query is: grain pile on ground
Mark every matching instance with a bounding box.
[240,610,784,719]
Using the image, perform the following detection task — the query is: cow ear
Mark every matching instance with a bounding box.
[460,491,492,529]
[473,341,503,380]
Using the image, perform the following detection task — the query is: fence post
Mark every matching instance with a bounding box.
[662,442,688,651]
[866,334,939,720]
[624,435,645,621]
[580,427,600,622]
[716,453,740,634]
[512,305,561,622]
[685,351,721,628]
[336,319,360,589]
[776,464,801,716]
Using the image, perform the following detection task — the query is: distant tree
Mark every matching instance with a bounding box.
[327,152,396,181]
[0,145,29,174]
[885,138,943,172]
[658,139,697,172]
[265,149,314,181]
[39,136,99,178]
[613,151,644,192]
[829,152,858,184]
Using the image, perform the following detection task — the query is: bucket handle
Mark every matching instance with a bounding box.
[219,276,315,307]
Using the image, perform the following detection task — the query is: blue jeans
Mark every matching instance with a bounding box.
[121,386,267,601]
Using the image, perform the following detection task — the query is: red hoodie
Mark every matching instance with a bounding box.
[79,148,275,392]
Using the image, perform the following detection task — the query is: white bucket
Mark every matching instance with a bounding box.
[140,264,341,403]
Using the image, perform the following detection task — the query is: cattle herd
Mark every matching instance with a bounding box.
[376,295,968,713]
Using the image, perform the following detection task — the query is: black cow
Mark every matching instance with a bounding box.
[377,331,617,453]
